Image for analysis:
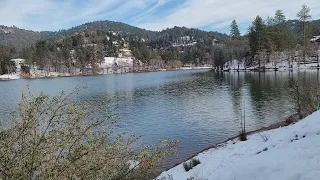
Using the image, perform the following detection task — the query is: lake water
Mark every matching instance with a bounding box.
[1,69,318,169]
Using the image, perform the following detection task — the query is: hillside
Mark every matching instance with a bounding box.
[57,20,158,40]
[1,19,320,51]
[286,19,320,32]
[0,26,56,50]
[0,20,227,51]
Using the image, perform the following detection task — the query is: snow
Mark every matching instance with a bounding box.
[0,73,20,80]
[102,57,133,67]
[128,160,139,170]
[224,60,246,70]
[158,110,320,180]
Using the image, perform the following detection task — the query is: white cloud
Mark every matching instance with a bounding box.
[138,0,320,33]
[0,0,53,29]
[130,0,170,23]
[0,0,160,31]
[0,0,319,33]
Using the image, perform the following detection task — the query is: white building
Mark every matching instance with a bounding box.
[10,58,25,72]
[310,36,320,42]
[11,58,25,66]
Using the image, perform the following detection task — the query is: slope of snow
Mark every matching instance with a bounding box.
[158,110,320,180]
[0,73,20,80]
[102,57,133,67]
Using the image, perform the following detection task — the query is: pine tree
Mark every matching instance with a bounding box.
[274,10,286,25]
[273,10,289,51]
[230,20,241,40]
[297,4,312,62]
[248,16,266,68]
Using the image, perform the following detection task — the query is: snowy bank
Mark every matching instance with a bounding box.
[0,73,20,80]
[158,110,320,180]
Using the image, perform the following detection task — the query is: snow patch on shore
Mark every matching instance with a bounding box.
[158,110,320,180]
[0,73,20,80]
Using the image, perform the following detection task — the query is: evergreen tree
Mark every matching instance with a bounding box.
[0,45,16,75]
[230,20,241,40]
[273,10,290,51]
[297,4,312,62]
[274,10,286,25]
[248,16,265,59]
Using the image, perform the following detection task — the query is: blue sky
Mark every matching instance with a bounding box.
[0,0,319,34]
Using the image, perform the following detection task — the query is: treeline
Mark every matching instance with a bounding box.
[16,27,225,75]
[223,4,320,69]
[0,45,16,75]
[20,31,118,75]
[1,4,320,75]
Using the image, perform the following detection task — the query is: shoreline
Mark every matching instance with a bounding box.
[165,117,291,172]
[158,110,320,179]
[0,67,212,81]
[3,65,320,81]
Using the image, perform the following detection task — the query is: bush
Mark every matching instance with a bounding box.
[0,88,178,180]
[288,78,320,119]
[183,158,201,172]
[239,131,247,141]
[191,158,201,167]
[183,162,193,172]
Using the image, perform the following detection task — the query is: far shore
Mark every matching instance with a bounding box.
[0,67,213,81]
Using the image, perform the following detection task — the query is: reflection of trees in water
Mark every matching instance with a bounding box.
[246,72,298,127]
[224,72,244,126]
[222,72,299,130]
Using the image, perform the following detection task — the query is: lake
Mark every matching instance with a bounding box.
[1,69,318,169]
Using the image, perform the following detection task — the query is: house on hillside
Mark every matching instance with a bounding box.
[118,49,132,58]
[11,59,25,66]
[10,58,25,72]
[310,35,320,43]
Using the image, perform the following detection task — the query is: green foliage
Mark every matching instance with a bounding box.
[239,131,247,141]
[183,162,192,172]
[0,45,16,75]
[230,20,241,40]
[1,7,319,71]
[183,158,201,172]
[191,158,201,167]
[21,65,30,74]
[0,88,178,180]
[248,16,266,57]
[287,77,320,119]
[212,44,230,67]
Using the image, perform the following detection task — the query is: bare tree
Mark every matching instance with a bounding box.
[0,88,177,180]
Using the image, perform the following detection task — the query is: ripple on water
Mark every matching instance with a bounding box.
[0,70,304,169]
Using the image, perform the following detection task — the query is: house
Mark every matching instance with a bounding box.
[10,58,25,71]
[310,35,320,42]
[118,48,132,58]
[10,59,25,66]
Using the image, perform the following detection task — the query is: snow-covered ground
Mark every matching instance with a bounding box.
[158,110,320,180]
[102,57,133,67]
[224,60,246,70]
[0,73,20,80]
[224,55,320,71]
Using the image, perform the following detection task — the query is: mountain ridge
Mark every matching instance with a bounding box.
[0,20,227,50]
[1,19,319,50]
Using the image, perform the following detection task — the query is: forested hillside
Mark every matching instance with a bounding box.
[0,4,320,76]
[0,26,56,50]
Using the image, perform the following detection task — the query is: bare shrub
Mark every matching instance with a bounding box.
[0,88,178,180]
[288,77,320,119]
